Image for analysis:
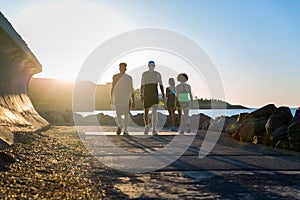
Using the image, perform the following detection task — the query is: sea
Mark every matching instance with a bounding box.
[78,108,298,119]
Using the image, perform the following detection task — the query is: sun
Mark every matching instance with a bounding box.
[12,0,136,81]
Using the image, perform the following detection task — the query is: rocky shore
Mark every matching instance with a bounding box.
[39,105,300,152]
[222,105,300,152]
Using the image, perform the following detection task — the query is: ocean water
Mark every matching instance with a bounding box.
[78,108,297,119]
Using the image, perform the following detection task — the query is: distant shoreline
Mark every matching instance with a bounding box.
[29,78,249,112]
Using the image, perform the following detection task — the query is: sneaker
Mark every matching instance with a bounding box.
[144,127,149,135]
[123,132,130,136]
[116,126,122,135]
[152,130,158,136]
[179,130,184,135]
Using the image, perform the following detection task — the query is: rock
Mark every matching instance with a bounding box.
[190,113,211,130]
[227,123,241,137]
[236,113,249,123]
[275,140,290,150]
[40,111,74,125]
[73,113,85,124]
[252,135,269,145]
[238,117,268,142]
[0,152,15,165]
[130,113,144,127]
[157,112,168,128]
[80,114,98,126]
[288,120,300,151]
[290,107,300,124]
[269,125,288,146]
[97,113,116,126]
[265,107,293,136]
[226,113,248,137]
[209,115,238,132]
[289,143,300,152]
[288,121,300,141]
[245,104,277,120]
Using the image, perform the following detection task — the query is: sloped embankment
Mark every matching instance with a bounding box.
[0,12,48,149]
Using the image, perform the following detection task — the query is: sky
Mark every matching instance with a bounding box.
[1,0,299,107]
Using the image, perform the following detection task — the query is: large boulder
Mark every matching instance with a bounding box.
[209,115,238,132]
[80,113,116,126]
[275,140,290,150]
[72,113,85,125]
[236,112,249,123]
[227,122,241,137]
[97,113,116,125]
[191,113,212,130]
[265,107,293,136]
[40,110,75,125]
[252,135,269,145]
[269,125,288,146]
[131,113,144,127]
[288,119,300,152]
[238,117,268,142]
[245,104,277,120]
[163,114,181,128]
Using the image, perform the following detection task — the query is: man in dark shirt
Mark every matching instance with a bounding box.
[140,61,165,135]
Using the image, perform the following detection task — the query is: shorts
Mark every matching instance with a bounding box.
[178,101,190,109]
[143,84,159,109]
[144,95,159,109]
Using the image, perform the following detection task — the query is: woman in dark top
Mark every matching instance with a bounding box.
[166,78,181,131]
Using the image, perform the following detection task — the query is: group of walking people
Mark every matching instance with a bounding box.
[111,61,193,136]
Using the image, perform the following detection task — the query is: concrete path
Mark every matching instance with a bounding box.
[77,127,300,199]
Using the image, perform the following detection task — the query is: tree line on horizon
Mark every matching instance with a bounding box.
[28,78,248,112]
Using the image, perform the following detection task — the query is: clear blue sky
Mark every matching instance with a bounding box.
[1,0,299,107]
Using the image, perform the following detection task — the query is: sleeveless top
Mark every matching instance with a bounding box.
[166,86,176,107]
[177,83,190,102]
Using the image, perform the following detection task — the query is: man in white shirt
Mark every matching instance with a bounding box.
[111,63,135,135]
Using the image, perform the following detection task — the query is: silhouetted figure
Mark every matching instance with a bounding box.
[176,73,193,134]
[111,63,135,135]
[166,78,181,131]
[140,61,165,135]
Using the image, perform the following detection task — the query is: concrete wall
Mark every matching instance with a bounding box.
[0,13,48,149]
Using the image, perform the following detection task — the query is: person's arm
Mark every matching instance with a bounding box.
[130,77,135,108]
[110,75,116,104]
[189,85,193,108]
[140,73,145,102]
[176,85,179,100]
[158,73,165,99]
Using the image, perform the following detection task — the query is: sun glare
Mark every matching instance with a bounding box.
[12,0,136,81]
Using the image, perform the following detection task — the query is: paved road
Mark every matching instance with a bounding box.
[77,127,300,199]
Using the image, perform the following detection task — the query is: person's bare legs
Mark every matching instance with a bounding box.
[168,107,175,130]
[144,108,150,135]
[144,108,150,126]
[152,105,158,133]
[179,108,189,134]
[168,108,175,127]
[177,108,182,127]
[116,111,122,135]
[183,108,191,133]
[124,112,129,134]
